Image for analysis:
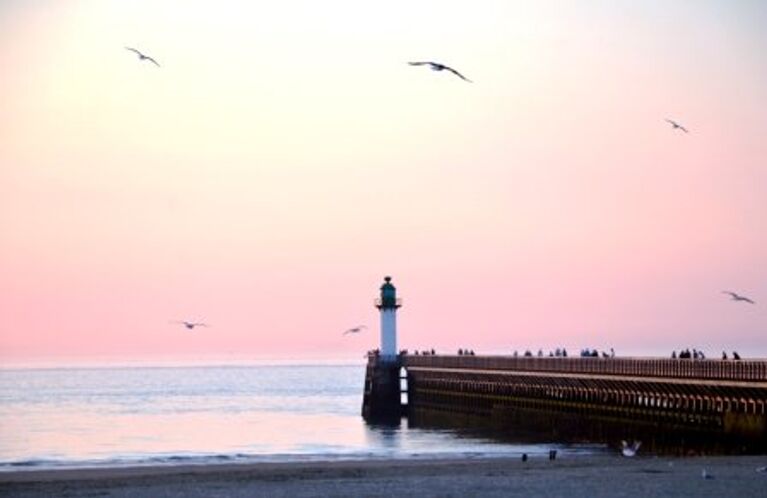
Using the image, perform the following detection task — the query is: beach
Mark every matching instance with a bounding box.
[2,455,766,498]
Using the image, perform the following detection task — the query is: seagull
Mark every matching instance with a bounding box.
[125,47,161,67]
[701,468,714,480]
[343,325,367,336]
[408,61,472,82]
[722,291,756,304]
[756,466,767,473]
[171,321,208,330]
[665,119,688,133]
[621,440,641,457]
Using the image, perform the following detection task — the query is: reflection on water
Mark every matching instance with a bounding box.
[0,364,602,470]
[362,418,600,459]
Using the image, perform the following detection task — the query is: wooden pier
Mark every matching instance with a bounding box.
[363,354,767,452]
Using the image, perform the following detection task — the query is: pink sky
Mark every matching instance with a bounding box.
[1,1,766,364]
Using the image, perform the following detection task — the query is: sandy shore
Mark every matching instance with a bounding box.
[1,455,766,498]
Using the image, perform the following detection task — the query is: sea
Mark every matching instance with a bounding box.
[0,362,604,471]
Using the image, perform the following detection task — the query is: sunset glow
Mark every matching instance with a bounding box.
[1,1,766,364]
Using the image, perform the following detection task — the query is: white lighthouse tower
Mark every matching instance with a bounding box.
[376,276,401,361]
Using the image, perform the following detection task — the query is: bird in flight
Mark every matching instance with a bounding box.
[722,291,755,304]
[171,321,209,330]
[408,61,472,82]
[665,118,688,133]
[343,325,367,336]
[125,47,160,67]
[620,440,641,457]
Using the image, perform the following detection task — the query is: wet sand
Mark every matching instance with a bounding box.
[1,455,766,497]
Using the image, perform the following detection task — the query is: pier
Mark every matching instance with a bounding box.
[363,353,767,452]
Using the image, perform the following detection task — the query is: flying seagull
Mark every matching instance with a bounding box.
[343,325,367,336]
[171,320,209,330]
[665,118,688,133]
[722,291,755,304]
[621,440,641,457]
[408,61,472,82]
[125,47,160,67]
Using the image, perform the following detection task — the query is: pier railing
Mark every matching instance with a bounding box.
[401,355,767,382]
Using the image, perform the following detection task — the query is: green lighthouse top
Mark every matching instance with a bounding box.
[376,276,401,309]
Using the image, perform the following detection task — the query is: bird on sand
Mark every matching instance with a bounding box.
[343,325,367,336]
[408,61,472,82]
[665,118,688,133]
[701,468,714,479]
[125,47,161,67]
[171,321,209,330]
[722,291,756,304]
[621,440,641,457]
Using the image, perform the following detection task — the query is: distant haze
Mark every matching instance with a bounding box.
[1,1,766,363]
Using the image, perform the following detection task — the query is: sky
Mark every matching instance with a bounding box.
[1,0,766,364]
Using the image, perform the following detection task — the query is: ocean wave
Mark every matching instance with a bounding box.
[0,445,606,473]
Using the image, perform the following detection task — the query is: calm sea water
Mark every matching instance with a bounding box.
[0,363,602,471]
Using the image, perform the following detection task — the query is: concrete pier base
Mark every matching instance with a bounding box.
[362,355,403,422]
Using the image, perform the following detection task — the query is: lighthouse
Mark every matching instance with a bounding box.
[376,276,401,360]
[362,276,403,421]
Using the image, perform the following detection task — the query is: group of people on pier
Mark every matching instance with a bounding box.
[378,347,746,361]
[398,349,436,356]
[672,348,705,359]
[510,347,616,358]
[579,348,616,358]
[671,349,742,360]
[510,348,615,358]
